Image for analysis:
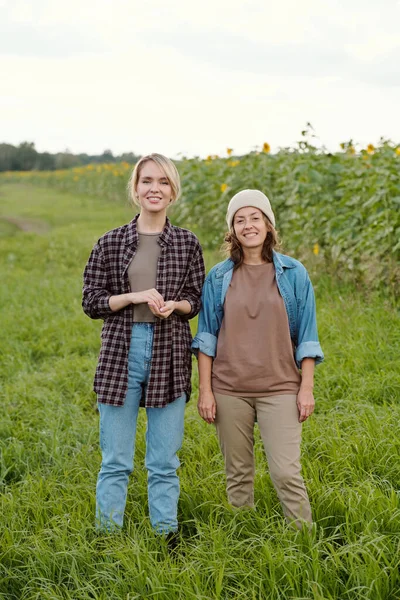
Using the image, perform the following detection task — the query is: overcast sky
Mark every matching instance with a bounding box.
[1,0,399,158]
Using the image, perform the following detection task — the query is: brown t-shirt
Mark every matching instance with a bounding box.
[127,232,161,322]
[212,262,301,396]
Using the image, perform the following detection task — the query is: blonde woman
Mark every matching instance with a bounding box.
[83,154,205,541]
[193,189,323,528]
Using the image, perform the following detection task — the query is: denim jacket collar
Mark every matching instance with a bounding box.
[214,251,296,279]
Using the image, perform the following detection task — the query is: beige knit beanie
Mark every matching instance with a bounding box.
[226,189,275,229]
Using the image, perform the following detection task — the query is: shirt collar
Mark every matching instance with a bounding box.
[124,214,173,247]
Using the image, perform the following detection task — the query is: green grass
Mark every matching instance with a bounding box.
[1,184,400,599]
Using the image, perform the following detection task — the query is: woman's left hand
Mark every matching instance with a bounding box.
[148,300,176,319]
[296,387,315,423]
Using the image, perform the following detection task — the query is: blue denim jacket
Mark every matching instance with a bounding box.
[192,252,324,367]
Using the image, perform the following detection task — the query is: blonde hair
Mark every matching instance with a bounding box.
[128,153,181,207]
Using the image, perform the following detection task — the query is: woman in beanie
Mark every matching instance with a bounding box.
[192,189,323,528]
[82,154,205,539]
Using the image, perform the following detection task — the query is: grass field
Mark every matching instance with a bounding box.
[1,184,400,600]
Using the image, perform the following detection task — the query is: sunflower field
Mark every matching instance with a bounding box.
[2,138,400,291]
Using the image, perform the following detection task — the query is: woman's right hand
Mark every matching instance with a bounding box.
[130,289,164,311]
[198,390,216,424]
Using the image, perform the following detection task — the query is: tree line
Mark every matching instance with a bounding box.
[0,142,140,172]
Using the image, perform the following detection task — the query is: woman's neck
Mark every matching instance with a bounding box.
[137,211,166,234]
[242,248,266,265]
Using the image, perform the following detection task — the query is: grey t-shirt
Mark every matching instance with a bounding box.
[127,232,161,322]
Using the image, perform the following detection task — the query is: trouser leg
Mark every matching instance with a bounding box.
[214,393,256,507]
[96,394,140,530]
[95,323,150,531]
[145,394,186,533]
[255,394,312,528]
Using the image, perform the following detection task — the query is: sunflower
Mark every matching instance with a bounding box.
[262,142,271,153]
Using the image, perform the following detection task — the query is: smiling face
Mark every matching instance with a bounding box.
[233,206,268,252]
[135,160,172,215]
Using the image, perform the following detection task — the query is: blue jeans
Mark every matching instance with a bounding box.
[96,323,186,534]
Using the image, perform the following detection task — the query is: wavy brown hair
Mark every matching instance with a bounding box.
[223,215,280,269]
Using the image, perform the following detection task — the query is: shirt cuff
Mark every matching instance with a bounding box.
[191,332,217,358]
[97,294,114,318]
[295,341,324,368]
[175,298,195,320]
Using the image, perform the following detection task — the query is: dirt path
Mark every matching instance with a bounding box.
[0,216,50,234]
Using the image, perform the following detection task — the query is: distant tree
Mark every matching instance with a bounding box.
[35,152,56,170]
[118,152,140,164]
[0,141,141,170]
[77,153,91,165]
[101,149,115,163]
[55,150,80,169]
[0,143,18,171]
[15,142,38,170]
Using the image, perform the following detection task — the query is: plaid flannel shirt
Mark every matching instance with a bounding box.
[82,215,205,407]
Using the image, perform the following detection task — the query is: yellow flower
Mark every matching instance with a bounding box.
[313,243,320,256]
[348,146,356,155]
[220,183,228,193]
[395,147,400,156]
[226,148,233,156]
[228,160,240,167]
[340,142,345,150]
[262,142,271,153]
[366,144,375,154]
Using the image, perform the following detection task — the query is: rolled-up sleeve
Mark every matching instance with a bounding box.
[295,274,324,367]
[191,276,219,358]
[295,341,324,367]
[82,242,114,320]
[192,331,218,357]
[178,244,206,320]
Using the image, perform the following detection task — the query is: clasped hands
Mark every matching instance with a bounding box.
[130,288,175,319]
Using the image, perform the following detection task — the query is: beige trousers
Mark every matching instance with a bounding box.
[214,393,312,528]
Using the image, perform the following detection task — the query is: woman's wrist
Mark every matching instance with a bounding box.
[199,387,213,395]
[109,293,134,312]
[299,382,314,391]
[173,300,191,315]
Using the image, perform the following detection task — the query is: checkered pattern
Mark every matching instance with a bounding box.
[82,215,205,407]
